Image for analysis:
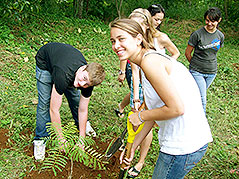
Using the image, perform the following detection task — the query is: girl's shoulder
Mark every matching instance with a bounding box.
[192,27,205,35]
[155,32,169,43]
[143,51,170,64]
[155,31,168,38]
[190,27,207,39]
[216,29,225,38]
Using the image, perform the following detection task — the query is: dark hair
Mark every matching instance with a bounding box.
[147,4,165,30]
[147,4,165,16]
[204,7,222,22]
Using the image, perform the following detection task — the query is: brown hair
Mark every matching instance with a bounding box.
[85,62,105,86]
[129,8,160,48]
[109,18,154,50]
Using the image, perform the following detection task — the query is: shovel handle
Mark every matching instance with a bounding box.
[118,102,145,178]
[120,102,145,169]
[120,142,133,169]
[138,102,145,111]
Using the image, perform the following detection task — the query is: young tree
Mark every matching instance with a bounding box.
[115,0,123,18]
[74,0,84,18]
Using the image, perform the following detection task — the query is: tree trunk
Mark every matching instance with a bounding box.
[74,0,84,18]
[224,0,228,20]
[115,0,123,18]
[86,0,89,14]
[78,0,84,18]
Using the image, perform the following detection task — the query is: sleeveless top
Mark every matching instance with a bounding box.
[141,51,213,155]
[153,37,166,54]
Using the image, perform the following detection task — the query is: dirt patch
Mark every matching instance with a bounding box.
[0,129,9,150]
[0,128,121,178]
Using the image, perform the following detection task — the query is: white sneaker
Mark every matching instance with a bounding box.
[86,121,96,137]
[34,140,45,161]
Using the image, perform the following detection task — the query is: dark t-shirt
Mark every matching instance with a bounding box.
[35,42,93,97]
[188,27,224,74]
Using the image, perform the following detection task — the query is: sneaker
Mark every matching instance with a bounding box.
[86,121,96,137]
[34,140,45,161]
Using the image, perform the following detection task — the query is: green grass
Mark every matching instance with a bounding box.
[0,14,238,178]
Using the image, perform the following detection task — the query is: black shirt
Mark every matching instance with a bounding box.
[35,42,93,97]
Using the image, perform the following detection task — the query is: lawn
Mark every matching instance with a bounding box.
[0,14,238,178]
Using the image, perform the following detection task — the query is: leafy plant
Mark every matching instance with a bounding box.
[41,122,108,176]
[0,7,238,178]
[1,0,41,22]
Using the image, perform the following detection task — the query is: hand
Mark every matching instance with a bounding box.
[128,112,141,127]
[58,138,68,152]
[119,147,135,169]
[75,138,85,151]
[134,101,140,111]
[118,73,125,83]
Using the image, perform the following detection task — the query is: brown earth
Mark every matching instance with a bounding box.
[0,129,9,151]
[0,128,121,179]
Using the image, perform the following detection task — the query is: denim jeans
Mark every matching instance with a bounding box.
[125,62,132,88]
[35,66,81,140]
[152,144,208,179]
[189,70,216,114]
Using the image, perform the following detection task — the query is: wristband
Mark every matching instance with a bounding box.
[118,69,125,75]
[133,99,140,103]
[138,110,145,123]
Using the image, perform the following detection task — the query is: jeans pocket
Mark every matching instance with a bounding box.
[184,145,208,172]
[36,66,52,83]
[189,69,201,76]
[158,152,174,165]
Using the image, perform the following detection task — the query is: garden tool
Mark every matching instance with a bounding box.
[104,127,127,160]
[118,106,145,179]
[105,103,145,161]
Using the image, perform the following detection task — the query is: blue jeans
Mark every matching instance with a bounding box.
[125,62,132,88]
[35,66,81,140]
[152,144,208,179]
[189,70,216,114]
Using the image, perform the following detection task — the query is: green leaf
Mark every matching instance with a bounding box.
[52,167,57,176]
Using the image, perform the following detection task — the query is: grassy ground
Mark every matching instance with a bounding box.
[0,15,238,178]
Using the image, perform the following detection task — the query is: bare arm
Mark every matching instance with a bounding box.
[159,33,180,60]
[50,85,63,140]
[131,62,140,111]
[185,44,194,62]
[78,94,90,138]
[128,54,184,126]
[118,60,127,83]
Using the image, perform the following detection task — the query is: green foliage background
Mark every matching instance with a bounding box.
[0,0,238,178]
[1,0,239,27]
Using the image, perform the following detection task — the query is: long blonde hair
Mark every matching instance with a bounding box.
[129,8,160,48]
[109,18,155,50]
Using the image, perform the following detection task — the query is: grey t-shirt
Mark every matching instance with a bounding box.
[188,27,224,74]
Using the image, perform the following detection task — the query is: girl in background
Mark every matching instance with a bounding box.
[147,4,165,31]
[185,7,224,114]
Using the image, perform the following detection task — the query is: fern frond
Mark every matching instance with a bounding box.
[42,149,68,176]
[43,121,109,176]
[52,167,57,176]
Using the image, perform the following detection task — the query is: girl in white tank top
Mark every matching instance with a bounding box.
[110,18,212,179]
